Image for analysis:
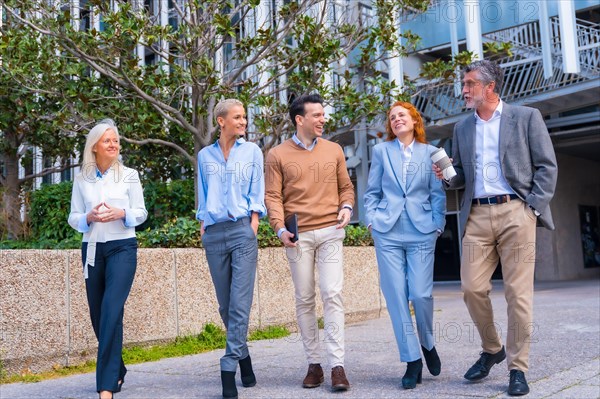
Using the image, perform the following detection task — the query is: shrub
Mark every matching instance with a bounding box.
[344,224,374,246]
[137,217,287,249]
[141,180,196,230]
[0,235,82,249]
[137,218,376,248]
[16,179,374,249]
[137,216,202,248]
[0,187,6,240]
[28,181,79,243]
[256,218,282,248]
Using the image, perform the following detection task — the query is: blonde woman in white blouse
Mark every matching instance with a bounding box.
[68,120,147,399]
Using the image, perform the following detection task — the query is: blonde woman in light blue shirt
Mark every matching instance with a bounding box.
[196,99,266,399]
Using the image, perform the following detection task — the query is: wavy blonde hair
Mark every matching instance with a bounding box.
[80,121,123,181]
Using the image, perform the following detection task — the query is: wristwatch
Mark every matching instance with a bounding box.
[341,204,353,216]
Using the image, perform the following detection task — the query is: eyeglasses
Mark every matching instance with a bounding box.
[462,80,493,89]
[462,80,482,89]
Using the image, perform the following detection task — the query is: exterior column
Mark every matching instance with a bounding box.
[160,0,169,73]
[538,0,554,79]
[558,0,580,74]
[389,15,403,97]
[449,0,461,96]
[355,119,369,224]
[464,0,483,61]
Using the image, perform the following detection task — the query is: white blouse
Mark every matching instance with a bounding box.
[68,166,148,243]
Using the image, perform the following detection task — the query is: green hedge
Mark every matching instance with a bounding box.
[9,179,196,248]
[141,179,196,230]
[137,217,372,248]
[137,217,285,248]
[28,181,81,243]
[2,181,373,249]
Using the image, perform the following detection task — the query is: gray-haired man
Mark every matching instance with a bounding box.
[434,60,557,396]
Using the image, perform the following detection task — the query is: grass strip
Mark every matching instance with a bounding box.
[0,323,289,384]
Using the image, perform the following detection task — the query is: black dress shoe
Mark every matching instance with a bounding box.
[508,370,530,396]
[421,345,441,376]
[464,346,506,381]
[401,359,423,389]
[239,355,256,387]
[221,370,238,399]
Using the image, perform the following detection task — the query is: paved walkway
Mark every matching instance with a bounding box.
[1,280,599,399]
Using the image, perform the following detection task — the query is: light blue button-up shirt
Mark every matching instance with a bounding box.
[292,133,318,151]
[196,138,266,227]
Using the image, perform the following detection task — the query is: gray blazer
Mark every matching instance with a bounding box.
[446,102,558,237]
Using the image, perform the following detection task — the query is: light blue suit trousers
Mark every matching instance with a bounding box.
[372,216,437,362]
[364,140,446,363]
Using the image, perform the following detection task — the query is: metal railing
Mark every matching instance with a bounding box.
[414,16,600,124]
[414,52,593,122]
[550,16,600,74]
[485,21,542,52]
[486,17,600,73]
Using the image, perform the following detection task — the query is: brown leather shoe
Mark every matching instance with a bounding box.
[302,363,324,388]
[331,365,350,391]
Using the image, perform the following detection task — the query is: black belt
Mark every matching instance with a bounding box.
[472,194,519,205]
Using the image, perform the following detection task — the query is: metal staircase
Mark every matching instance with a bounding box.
[413,15,600,137]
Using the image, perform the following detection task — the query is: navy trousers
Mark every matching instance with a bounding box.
[201,217,258,372]
[82,237,137,393]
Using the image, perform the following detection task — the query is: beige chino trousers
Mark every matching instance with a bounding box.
[461,198,537,372]
[286,225,346,368]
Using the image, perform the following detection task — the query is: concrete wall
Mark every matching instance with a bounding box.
[535,154,600,280]
[0,247,382,375]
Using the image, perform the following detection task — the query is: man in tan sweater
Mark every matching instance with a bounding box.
[265,94,355,392]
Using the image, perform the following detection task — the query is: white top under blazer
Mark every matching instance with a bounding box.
[68,165,147,277]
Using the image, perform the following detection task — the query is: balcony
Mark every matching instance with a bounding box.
[412,14,600,140]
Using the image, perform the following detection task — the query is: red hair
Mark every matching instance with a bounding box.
[385,101,427,144]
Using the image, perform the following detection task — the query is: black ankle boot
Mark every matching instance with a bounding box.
[239,355,256,387]
[402,359,423,389]
[421,345,441,376]
[221,371,238,399]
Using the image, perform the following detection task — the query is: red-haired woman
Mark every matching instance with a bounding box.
[364,101,446,389]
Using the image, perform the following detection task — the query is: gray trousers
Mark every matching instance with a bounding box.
[202,217,258,371]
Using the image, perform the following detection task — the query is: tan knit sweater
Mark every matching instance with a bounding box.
[265,138,355,233]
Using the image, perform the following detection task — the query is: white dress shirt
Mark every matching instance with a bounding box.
[398,138,414,187]
[473,100,515,198]
[68,165,147,277]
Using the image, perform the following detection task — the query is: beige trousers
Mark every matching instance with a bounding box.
[461,198,537,372]
[286,225,346,367]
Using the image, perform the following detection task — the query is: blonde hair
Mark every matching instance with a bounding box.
[214,98,244,126]
[80,121,123,181]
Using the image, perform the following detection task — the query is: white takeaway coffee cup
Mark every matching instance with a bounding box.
[431,147,457,181]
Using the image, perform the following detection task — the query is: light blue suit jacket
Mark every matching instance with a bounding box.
[364,140,446,234]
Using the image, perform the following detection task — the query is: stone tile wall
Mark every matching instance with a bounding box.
[0,247,381,374]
